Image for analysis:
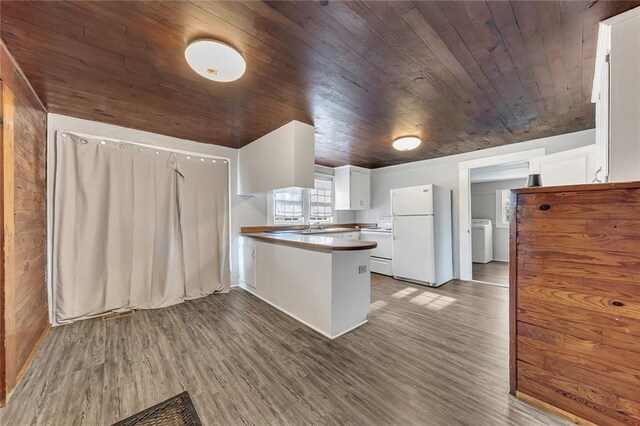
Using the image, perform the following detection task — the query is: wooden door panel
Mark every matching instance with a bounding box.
[512,183,640,424]
[515,218,587,234]
[520,246,640,268]
[518,374,633,426]
[518,189,640,206]
[517,299,640,338]
[518,202,640,220]
[517,283,640,322]
[517,232,640,253]
[517,256,640,284]
[586,219,640,235]
[518,336,640,405]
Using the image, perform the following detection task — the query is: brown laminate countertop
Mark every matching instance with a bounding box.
[241,232,377,252]
[239,223,375,234]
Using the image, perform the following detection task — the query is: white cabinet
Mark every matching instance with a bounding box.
[239,238,256,288]
[529,145,597,187]
[592,8,640,182]
[334,165,370,210]
[238,120,315,195]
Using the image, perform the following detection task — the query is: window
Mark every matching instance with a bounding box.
[495,189,511,228]
[309,176,333,222]
[271,175,334,224]
[273,188,304,224]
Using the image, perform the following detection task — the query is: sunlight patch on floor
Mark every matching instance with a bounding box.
[391,287,418,299]
[370,300,388,312]
[409,292,457,310]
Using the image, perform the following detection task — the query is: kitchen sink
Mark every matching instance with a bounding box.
[301,228,327,234]
[267,228,349,235]
[266,229,300,234]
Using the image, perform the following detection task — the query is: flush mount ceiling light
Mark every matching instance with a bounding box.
[392,136,421,151]
[184,39,246,82]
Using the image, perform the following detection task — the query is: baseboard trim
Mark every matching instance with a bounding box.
[516,391,596,426]
[239,286,367,339]
[331,320,368,339]
[470,279,508,288]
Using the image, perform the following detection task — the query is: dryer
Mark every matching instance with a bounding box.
[472,219,493,264]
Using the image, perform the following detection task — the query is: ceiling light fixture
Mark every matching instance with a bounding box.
[392,136,421,151]
[185,39,246,82]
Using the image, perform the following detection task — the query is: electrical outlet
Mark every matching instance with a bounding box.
[358,265,367,274]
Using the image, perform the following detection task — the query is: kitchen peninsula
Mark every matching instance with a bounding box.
[239,225,377,339]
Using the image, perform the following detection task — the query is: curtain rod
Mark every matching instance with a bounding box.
[62,130,232,162]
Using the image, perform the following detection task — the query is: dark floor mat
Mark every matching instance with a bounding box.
[112,391,202,426]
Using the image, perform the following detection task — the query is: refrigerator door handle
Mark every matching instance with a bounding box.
[392,218,396,240]
[391,192,395,216]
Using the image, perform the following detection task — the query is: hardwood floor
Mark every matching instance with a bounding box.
[473,261,510,287]
[0,275,567,425]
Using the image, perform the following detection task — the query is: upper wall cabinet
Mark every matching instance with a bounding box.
[238,121,315,195]
[334,165,370,210]
[592,7,640,183]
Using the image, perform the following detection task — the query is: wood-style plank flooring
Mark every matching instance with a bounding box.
[473,261,510,287]
[0,275,567,425]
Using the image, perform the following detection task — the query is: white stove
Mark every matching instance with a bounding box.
[360,217,393,276]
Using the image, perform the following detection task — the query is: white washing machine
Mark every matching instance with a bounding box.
[472,219,493,264]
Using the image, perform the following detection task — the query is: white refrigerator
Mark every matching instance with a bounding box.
[391,184,453,287]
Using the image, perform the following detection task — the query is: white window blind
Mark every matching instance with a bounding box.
[309,176,333,222]
[273,188,304,223]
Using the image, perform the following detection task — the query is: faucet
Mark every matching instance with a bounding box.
[306,221,324,231]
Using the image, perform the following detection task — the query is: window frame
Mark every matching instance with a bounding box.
[495,189,511,228]
[268,174,335,225]
[271,187,306,225]
[307,175,334,223]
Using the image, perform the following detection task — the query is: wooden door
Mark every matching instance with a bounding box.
[512,185,640,424]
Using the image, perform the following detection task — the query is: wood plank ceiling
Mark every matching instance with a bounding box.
[1,1,639,168]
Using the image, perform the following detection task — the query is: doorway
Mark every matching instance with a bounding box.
[468,163,528,286]
[457,148,545,282]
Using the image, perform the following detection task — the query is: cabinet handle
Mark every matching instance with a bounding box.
[539,204,551,211]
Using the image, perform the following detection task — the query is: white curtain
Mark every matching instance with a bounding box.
[53,132,229,323]
[177,158,230,299]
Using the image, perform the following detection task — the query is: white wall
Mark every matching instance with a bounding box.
[356,129,596,278]
[471,179,527,262]
[46,114,267,300]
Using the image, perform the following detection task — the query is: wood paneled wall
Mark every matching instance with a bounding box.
[0,41,48,406]
[510,182,640,425]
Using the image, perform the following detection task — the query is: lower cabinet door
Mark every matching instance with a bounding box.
[370,257,392,276]
[239,242,256,288]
